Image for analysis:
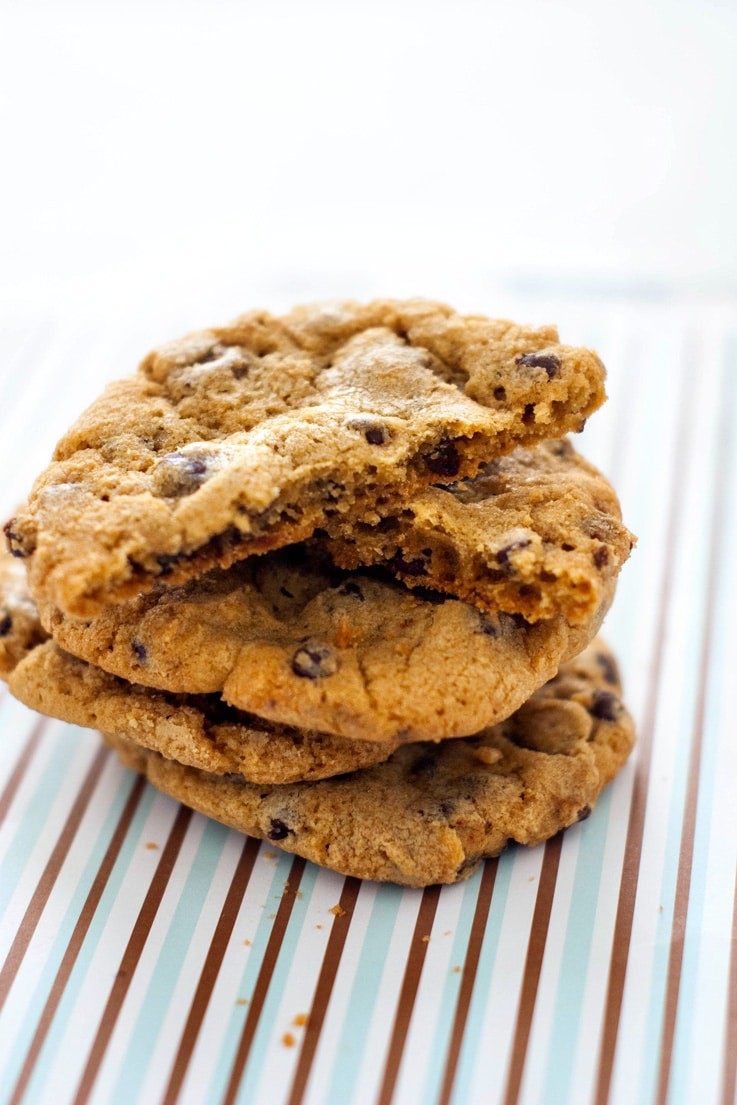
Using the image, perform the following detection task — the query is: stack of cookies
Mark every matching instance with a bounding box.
[0,300,635,886]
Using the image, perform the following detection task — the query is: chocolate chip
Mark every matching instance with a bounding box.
[596,652,619,686]
[156,553,183,577]
[3,519,33,559]
[132,639,147,663]
[338,581,365,601]
[577,804,592,822]
[154,452,211,498]
[387,552,428,578]
[496,539,532,567]
[479,614,501,637]
[347,417,388,445]
[515,352,561,378]
[426,439,461,478]
[593,544,609,568]
[561,543,575,551]
[267,818,291,840]
[493,386,507,401]
[589,690,621,721]
[193,346,222,365]
[291,641,338,679]
[522,404,535,425]
[0,613,12,637]
[550,440,573,458]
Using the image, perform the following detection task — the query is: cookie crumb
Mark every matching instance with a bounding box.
[316,924,323,930]
[474,747,502,766]
[144,842,159,850]
[264,850,277,860]
[453,965,461,974]
[444,930,452,936]
[421,935,430,944]
[243,939,252,947]
[330,904,346,918]
[282,1032,296,1048]
[236,998,248,1007]
[268,913,276,919]
[293,1013,309,1027]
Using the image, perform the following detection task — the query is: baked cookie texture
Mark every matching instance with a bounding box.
[0,552,48,679]
[326,439,634,625]
[6,300,606,617]
[103,639,635,886]
[7,642,398,783]
[37,544,615,743]
[0,549,397,782]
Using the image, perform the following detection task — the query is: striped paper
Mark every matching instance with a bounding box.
[0,290,735,1105]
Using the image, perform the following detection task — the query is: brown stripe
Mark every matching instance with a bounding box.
[655,358,732,1105]
[0,745,108,1011]
[594,355,693,1105]
[287,877,361,1105]
[72,804,192,1105]
[503,835,564,1105]
[0,719,46,828]
[376,885,442,1105]
[221,855,306,1105]
[721,875,737,1105]
[162,837,261,1105]
[437,860,499,1105]
[8,776,146,1105]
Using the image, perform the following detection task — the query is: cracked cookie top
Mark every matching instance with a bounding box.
[0,543,400,782]
[106,638,636,885]
[326,439,634,625]
[38,543,614,743]
[6,299,606,616]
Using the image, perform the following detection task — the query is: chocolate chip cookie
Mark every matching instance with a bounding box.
[38,544,615,743]
[325,439,634,625]
[6,641,399,783]
[103,639,635,886]
[0,546,398,782]
[6,300,606,617]
[0,550,47,679]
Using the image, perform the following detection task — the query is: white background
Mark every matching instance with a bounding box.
[2,0,736,318]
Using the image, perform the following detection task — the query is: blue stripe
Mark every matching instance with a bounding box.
[19,784,158,1104]
[663,339,737,1105]
[108,819,229,1103]
[233,862,321,1104]
[323,885,404,1105]
[205,850,300,1104]
[419,873,485,1105]
[0,766,137,1093]
[0,733,94,924]
[446,851,514,1105]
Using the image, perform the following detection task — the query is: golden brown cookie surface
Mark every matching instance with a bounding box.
[6,300,606,617]
[39,544,615,743]
[326,439,634,625]
[104,639,635,886]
